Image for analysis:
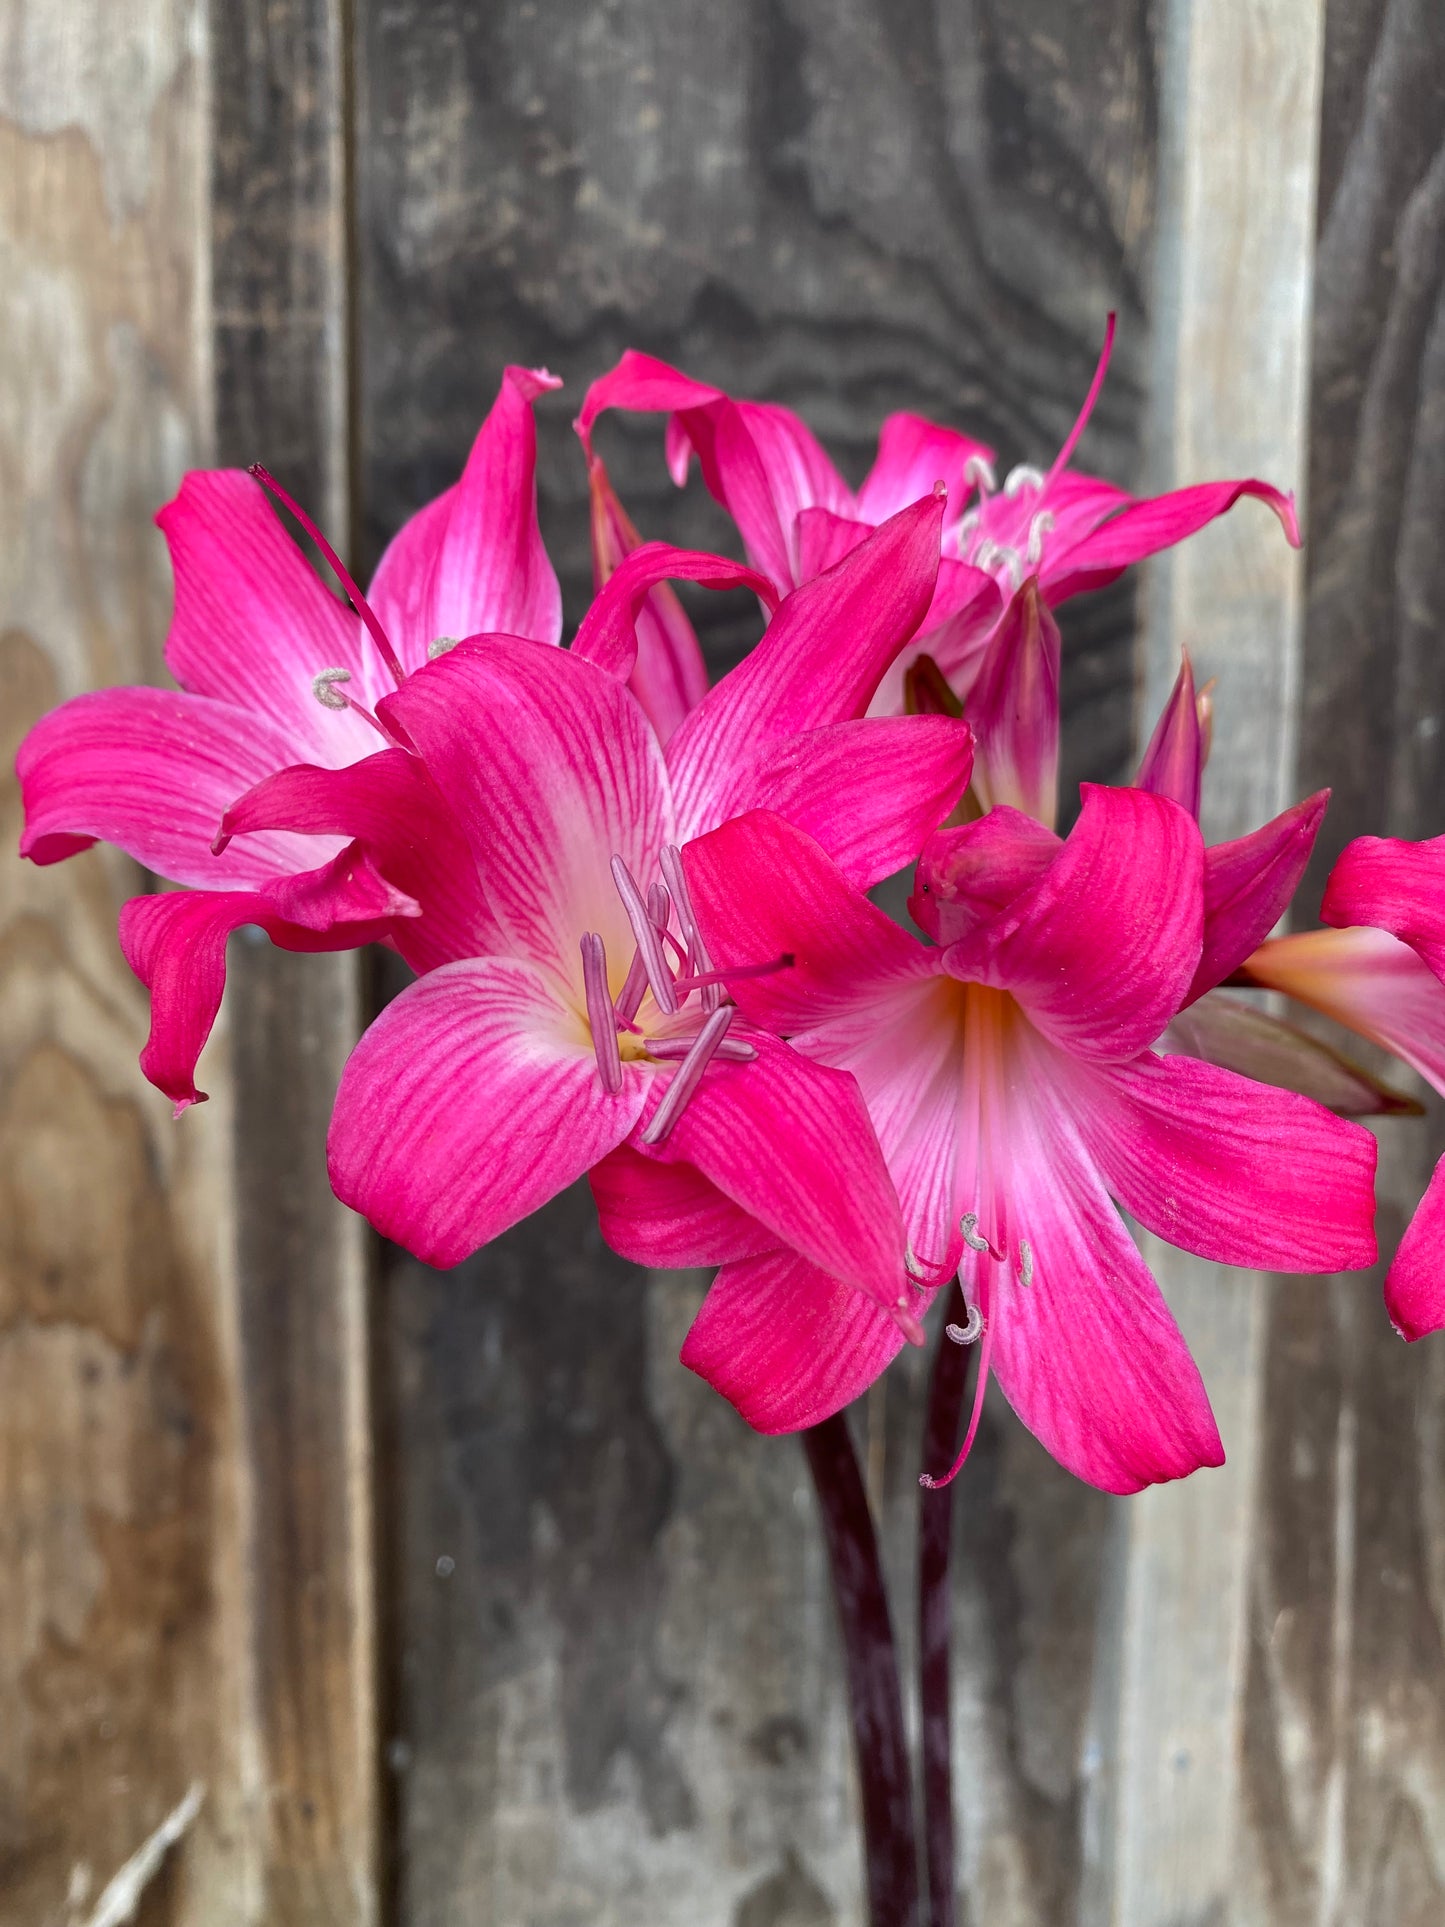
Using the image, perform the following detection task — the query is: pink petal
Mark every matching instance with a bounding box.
[639,1031,908,1308]
[682,809,935,1034]
[156,469,383,738]
[1048,1035,1378,1273]
[17,685,345,888]
[1043,478,1301,603]
[328,956,645,1266]
[368,366,563,658]
[984,1084,1224,1494]
[1385,1157,1445,1340]
[1190,791,1329,1000]
[868,560,1004,719]
[574,349,725,454]
[1163,991,1422,1118]
[219,750,499,972]
[1136,653,1204,819]
[964,577,1061,825]
[586,454,711,743]
[910,807,1061,945]
[681,1250,923,1434]
[794,505,873,581]
[736,714,976,890]
[589,1143,776,1267]
[379,635,672,979]
[667,493,945,836]
[1242,926,1445,1092]
[1322,833,1445,980]
[571,537,776,684]
[943,784,1205,1062]
[856,413,995,523]
[120,846,413,1114]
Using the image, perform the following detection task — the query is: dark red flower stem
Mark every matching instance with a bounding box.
[918,1281,972,1927]
[803,1412,921,1927]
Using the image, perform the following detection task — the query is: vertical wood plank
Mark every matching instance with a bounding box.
[356,4,1159,1921]
[1244,4,1445,1922]
[209,2,379,1922]
[0,3,253,1920]
[1100,2,1326,1921]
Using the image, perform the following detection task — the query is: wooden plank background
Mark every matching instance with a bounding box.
[1,0,1442,1923]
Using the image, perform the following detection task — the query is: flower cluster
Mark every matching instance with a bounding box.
[19,330,1435,1496]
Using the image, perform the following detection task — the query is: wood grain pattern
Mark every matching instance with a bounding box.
[0,5,250,1920]
[1247,3,1445,1921]
[355,3,1159,1920]
[1110,4,1327,1922]
[210,3,380,1922]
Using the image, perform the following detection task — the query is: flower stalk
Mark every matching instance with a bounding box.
[802,1413,921,1927]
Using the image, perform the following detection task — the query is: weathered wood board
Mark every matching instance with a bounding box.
[0,4,247,1920]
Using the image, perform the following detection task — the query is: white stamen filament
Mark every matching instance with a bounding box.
[641,1006,735,1144]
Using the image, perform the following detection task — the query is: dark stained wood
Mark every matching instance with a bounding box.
[211,4,381,1922]
[1249,4,1445,1921]
[354,4,1159,1919]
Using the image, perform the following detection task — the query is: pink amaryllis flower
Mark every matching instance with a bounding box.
[664,794,1377,1495]
[1134,654,1420,1119]
[1237,837,1445,1341]
[222,498,977,1309]
[575,320,1299,718]
[17,366,564,1112]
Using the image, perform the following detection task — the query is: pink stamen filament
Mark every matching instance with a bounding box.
[671,952,794,996]
[580,933,623,1094]
[643,1034,756,1062]
[249,463,407,688]
[640,1006,735,1144]
[1039,312,1116,504]
[919,1278,995,1491]
[610,856,677,1015]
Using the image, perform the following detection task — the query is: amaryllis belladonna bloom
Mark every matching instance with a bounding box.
[225,499,977,1306]
[575,318,1299,720]
[16,366,565,1111]
[1237,838,1445,1341]
[668,796,1377,1495]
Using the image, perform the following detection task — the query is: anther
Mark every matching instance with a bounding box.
[640,1006,734,1144]
[1003,463,1045,497]
[643,1034,757,1062]
[580,933,623,1094]
[947,1305,984,1345]
[954,509,980,548]
[427,636,460,660]
[659,845,720,1012]
[960,1213,993,1255]
[1017,1239,1035,1289]
[905,1245,925,1280]
[610,855,678,1015]
[1025,510,1055,566]
[249,464,407,688]
[974,539,1023,590]
[312,667,353,710]
[964,454,997,496]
